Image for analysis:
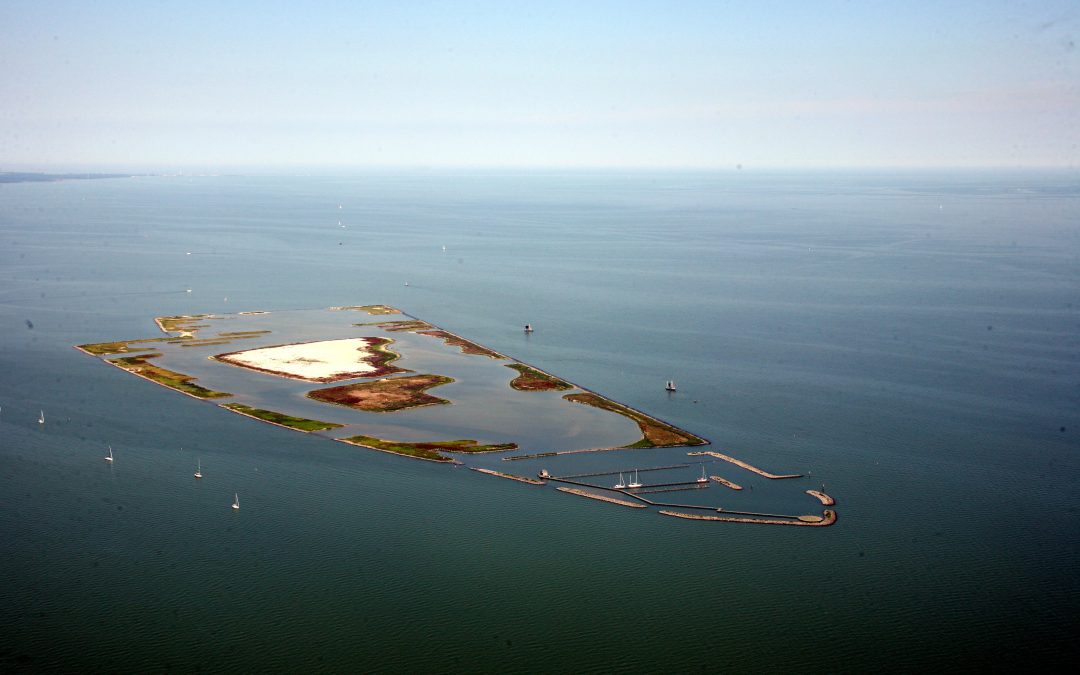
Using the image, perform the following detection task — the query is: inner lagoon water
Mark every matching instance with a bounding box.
[1,169,1078,672]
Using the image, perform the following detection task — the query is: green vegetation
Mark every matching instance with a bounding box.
[77,336,188,355]
[365,319,433,332]
[563,392,707,448]
[178,332,269,348]
[180,339,237,347]
[335,304,400,315]
[506,363,573,391]
[108,353,232,399]
[220,403,342,431]
[368,337,405,370]
[156,314,212,333]
[340,435,518,462]
[418,330,505,358]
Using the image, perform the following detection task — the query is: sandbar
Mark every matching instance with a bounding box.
[213,337,405,382]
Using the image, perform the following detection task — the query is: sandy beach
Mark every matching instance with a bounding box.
[214,338,384,382]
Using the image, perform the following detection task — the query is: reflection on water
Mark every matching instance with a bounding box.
[1,171,1077,672]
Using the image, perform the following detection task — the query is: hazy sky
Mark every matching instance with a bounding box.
[1,0,1077,170]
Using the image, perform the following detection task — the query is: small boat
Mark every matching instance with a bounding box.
[38,410,45,425]
[194,458,202,479]
[696,465,707,483]
[105,445,113,463]
[665,380,677,392]
[628,469,642,489]
[613,472,626,489]
[524,324,533,333]
[232,493,240,510]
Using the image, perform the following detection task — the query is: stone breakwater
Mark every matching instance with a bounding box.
[556,487,647,508]
[688,451,802,479]
[659,510,837,526]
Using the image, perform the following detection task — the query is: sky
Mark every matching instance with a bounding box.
[1,0,1077,170]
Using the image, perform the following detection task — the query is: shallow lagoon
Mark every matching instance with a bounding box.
[85,306,647,453]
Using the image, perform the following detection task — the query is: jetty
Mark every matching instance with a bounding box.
[554,464,689,479]
[470,468,545,485]
[503,446,625,461]
[660,509,837,526]
[556,487,647,508]
[634,484,710,495]
[806,489,835,505]
[710,475,743,490]
[688,451,802,479]
[626,480,709,490]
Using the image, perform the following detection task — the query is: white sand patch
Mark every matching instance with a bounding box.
[216,338,379,381]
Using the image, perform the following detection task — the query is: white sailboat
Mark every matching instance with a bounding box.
[665,380,677,392]
[524,323,533,333]
[232,493,240,510]
[613,472,626,489]
[38,410,45,424]
[697,465,707,483]
[105,445,113,463]
[194,458,202,479]
[628,469,642,489]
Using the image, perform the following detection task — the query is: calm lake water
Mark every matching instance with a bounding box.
[1,169,1078,672]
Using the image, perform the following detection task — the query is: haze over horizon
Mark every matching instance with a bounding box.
[2,1,1077,172]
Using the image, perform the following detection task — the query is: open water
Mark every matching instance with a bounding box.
[1,169,1078,672]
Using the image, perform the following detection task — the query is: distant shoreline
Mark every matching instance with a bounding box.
[0,172,135,184]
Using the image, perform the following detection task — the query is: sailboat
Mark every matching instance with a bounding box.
[105,445,113,463]
[613,472,626,489]
[194,458,202,479]
[38,410,45,424]
[665,380,677,392]
[232,493,240,510]
[524,323,533,333]
[628,469,642,489]
[697,465,707,483]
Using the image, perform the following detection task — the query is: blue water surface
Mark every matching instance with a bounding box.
[1,169,1078,672]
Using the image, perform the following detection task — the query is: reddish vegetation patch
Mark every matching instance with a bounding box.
[563,392,706,447]
[417,330,505,358]
[308,374,454,412]
[376,320,433,332]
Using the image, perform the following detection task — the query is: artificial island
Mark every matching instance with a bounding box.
[76,304,836,527]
